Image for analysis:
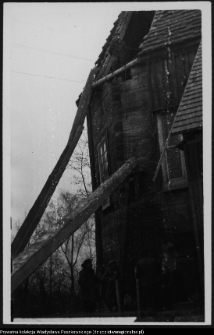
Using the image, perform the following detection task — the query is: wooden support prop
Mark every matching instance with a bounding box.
[11,67,98,259]
[92,58,140,89]
[152,116,184,182]
[152,141,169,183]
[115,279,122,314]
[11,157,139,292]
[183,143,204,294]
[134,266,141,319]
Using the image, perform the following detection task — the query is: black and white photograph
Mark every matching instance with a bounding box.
[3,2,212,326]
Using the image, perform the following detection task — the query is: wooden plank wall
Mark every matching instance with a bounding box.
[183,134,203,291]
[147,48,199,111]
[88,43,200,288]
[121,64,154,164]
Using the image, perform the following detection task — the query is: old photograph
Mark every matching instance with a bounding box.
[3,2,212,326]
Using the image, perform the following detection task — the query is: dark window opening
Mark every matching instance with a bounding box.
[121,68,132,81]
[123,11,155,61]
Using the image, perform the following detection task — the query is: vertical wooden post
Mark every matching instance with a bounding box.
[87,105,103,273]
[183,141,204,294]
[115,279,122,314]
[135,266,141,318]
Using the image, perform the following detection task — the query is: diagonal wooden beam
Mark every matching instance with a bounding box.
[92,58,140,88]
[11,67,98,259]
[11,157,138,292]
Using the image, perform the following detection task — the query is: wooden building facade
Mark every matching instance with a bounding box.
[86,10,203,311]
[171,41,203,295]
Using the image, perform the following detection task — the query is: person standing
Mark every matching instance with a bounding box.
[78,259,100,314]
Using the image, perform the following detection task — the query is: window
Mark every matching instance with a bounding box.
[157,107,188,190]
[97,136,111,209]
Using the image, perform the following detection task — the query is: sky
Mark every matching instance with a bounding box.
[4,3,123,223]
[3,1,184,225]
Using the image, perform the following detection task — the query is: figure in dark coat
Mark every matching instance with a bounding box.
[78,259,100,314]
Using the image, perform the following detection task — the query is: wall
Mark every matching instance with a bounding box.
[87,39,201,305]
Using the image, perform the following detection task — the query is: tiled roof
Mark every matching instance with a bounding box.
[171,41,202,134]
[92,10,202,84]
[138,10,201,56]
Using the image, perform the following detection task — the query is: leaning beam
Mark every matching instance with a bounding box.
[11,157,138,292]
[11,67,98,259]
[92,58,140,88]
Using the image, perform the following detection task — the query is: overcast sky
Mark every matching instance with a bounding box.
[4,3,123,223]
[3,2,210,224]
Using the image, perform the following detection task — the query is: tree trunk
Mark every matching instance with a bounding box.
[12,157,139,292]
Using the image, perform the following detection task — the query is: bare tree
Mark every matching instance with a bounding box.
[12,129,96,317]
[55,190,96,295]
[67,128,92,197]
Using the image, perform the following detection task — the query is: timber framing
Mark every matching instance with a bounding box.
[12,157,139,292]
[92,58,140,88]
[153,40,202,182]
[11,67,98,259]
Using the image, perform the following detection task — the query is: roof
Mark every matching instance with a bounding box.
[171,41,202,135]
[95,12,131,67]
[138,10,201,56]
[94,11,155,80]
[95,12,133,80]
[90,10,202,87]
